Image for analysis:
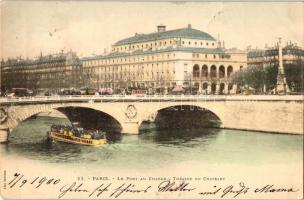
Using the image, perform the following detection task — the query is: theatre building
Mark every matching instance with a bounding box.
[82,24,247,94]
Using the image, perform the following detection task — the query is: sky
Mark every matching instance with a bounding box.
[0,1,303,59]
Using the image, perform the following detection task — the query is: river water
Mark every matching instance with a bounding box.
[1,116,302,169]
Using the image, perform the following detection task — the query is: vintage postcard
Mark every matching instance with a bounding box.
[0,1,303,199]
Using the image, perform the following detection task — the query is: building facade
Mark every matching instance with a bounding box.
[1,51,83,93]
[247,42,304,93]
[247,42,304,68]
[82,25,247,94]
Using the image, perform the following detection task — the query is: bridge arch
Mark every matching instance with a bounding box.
[56,106,123,133]
[140,103,222,131]
[5,104,58,131]
[5,104,124,133]
[2,97,303,136]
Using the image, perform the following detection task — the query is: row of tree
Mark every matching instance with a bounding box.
[231,60,303,94]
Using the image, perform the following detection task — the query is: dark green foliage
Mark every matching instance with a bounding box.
[232,60,303,93]
[231,66,267,91]
[263,64,278,90]
[284,61,304,92]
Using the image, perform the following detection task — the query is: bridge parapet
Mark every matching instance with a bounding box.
[0,95,303,105]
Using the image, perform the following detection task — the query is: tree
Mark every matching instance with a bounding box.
[232,61,304,94]
[231,66,265,92]
[284,60,304,93]
[263,65,278,90]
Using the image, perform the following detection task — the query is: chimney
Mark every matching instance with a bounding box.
[157,25,166,32]
[218,41,221,48]
[188,24,192,29]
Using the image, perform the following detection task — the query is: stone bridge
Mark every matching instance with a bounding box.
[0,95,303,137]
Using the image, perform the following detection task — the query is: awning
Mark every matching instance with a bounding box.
[172,85,183,92]
[99,88,113,93]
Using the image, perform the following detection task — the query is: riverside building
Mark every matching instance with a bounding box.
[1,51,83,93]
[247,41,304,93]
[81,24,247,94]
[247,41,304,68]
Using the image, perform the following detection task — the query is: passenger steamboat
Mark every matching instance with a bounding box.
[47,124,106,146]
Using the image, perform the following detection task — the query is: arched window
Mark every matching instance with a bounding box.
[211,83,217,94]
[202,82,208,90]
[220,83,225,94]
[202,65,208,78]
[210,65,217,78]
[219,65,225,78]
[228,83,233,91]
[193,64,200,78]
[227,66,233,77]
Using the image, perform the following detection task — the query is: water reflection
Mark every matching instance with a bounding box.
[1,116,303,169]
[139,126,219,147]
[105,132,123,143]
[155,105,222,129]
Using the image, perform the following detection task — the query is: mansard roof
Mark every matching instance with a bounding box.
[2,52,81,68]
[81,47,226,61]
[113,27,216,46]
[248,46,304,58]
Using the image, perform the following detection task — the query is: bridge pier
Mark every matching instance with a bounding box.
[121,121,140,134]
[0,125,9,143]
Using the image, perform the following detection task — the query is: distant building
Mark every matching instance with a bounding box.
[1,51,83,93]
[247,42,304,68]
[0,25,248,95]
[247,41,304,93]
[81,25,247,94]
